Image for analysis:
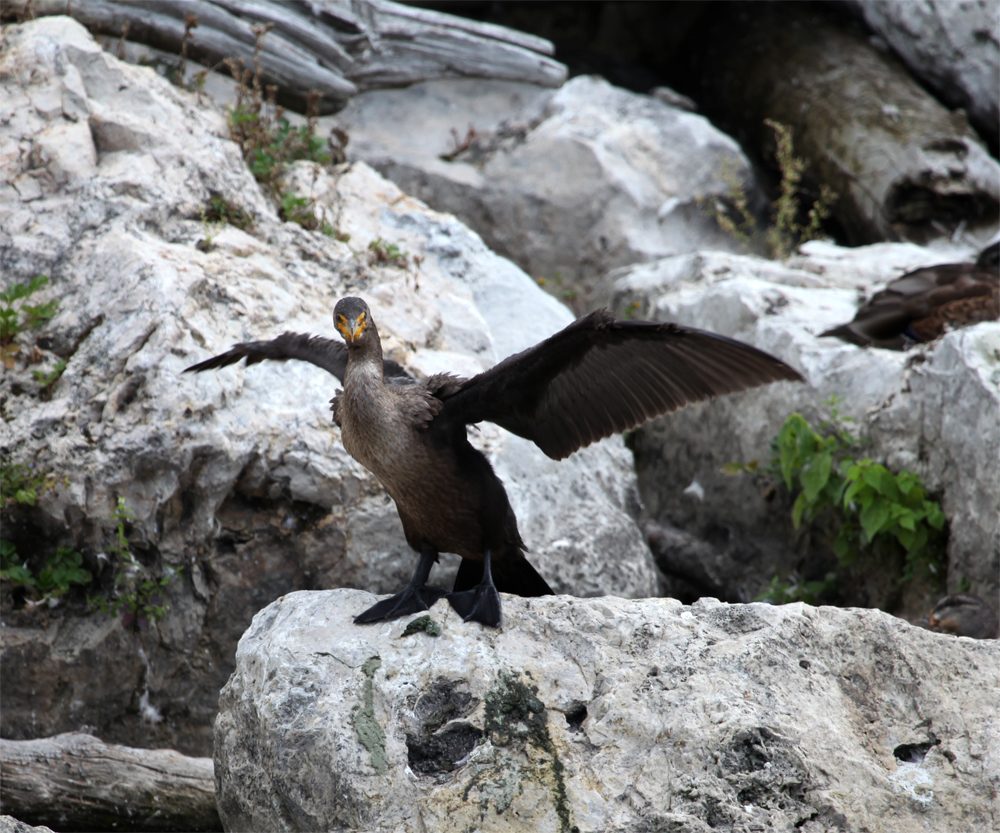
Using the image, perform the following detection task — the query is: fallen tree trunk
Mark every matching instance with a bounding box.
[0,733,220,832]
[699,3,999,246]
[5,0,567,114]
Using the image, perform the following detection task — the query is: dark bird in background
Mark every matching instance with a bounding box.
[186,297,803,627]
[920,593,999,640]
[821,241,999,349]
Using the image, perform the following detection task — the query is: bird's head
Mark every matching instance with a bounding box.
[977,241,999,271]
[334,296,372,344]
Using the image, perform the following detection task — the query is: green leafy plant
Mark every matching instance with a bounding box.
[756,572,838,606]
[736,396,947,603]
[705,120,836,260]
[226,27,330,187]
[320,221,349,241]
[1,461,55,509]
[201,195,254,230]
[368,237,408,267]
[35,548,92,598]
[32,358,67,394]
[89,497,182,631]
[1,539,91,607]
[0,539,34,588]
[1,275,58,367]
[232,109,332,183]
[221,25,349,239]
[280,190,319,228]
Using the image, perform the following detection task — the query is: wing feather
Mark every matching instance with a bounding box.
[441,311,803,460]
[184,331,411,382]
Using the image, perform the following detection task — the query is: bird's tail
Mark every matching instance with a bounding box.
[454,555,554,597]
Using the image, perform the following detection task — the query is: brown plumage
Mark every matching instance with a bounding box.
[821,242,999,349]
[922,593,999,640]
[186,296,803,627]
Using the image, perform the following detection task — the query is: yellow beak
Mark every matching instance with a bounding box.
[337,312,367,342]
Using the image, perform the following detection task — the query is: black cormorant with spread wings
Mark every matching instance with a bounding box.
[186,297,803,627]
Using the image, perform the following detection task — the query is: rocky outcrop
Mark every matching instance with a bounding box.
[0,817,54,833]
[606,243,1000,610]
[0,17,654,756]
[215,589,1000,832]
[325,74,758,307]
[850,0,1000,148]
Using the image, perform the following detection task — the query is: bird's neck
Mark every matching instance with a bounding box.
[344,323,385,395]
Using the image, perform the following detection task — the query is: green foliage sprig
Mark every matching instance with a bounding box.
[1,276,58,367]
[231,110,332,184]
[705,120,836,260]
[367,237,408,267]
[1,461,58,509]
[774,400,946,572]
[222,26,350,240]
[737,396,947,603]
[1,539,91,607]
[764,120,836,260]
[89,497,182,631]
[32,359,67,395]
[226,27,330,184]
[201,195,254,230]
[280,190,319,228]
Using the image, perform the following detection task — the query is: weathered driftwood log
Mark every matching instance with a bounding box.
[5,0,566,114]
[0,733,220,833]
[700,3,999,245]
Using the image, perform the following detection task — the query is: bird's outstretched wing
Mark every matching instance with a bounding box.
[441,310,804,460]
[183,331,410,382]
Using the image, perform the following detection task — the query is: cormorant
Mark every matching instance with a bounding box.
[186,297,803,627]
[921,593,999,640]
[821,242,999,349]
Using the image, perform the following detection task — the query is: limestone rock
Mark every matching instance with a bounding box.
[607,243,1000,609]
[214,588,1000,832]
[851,0,1000,147]
[0,18,654,756]
[325,74,758,307]
[0,817,55,833]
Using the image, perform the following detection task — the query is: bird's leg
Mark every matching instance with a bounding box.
[354,546,448,624]
[447,549,502,628]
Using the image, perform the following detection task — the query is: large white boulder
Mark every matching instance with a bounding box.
[0,17,655,755]
[215,588,1000,832]
[607,242,1000,608]
[326,74,757,305]
[851,0,1000,146]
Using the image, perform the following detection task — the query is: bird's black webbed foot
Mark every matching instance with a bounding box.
[448,584,501,627]
[447,550,502,628]
[354,584,448,623]
[354,547,447,624]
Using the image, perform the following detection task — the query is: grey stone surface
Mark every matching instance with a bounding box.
[215,588,1000,832]
[852,0,1000,146]
[0,17,654,756]
[325,74,758,306]
[608,244,1000,609]
[0,817,55,833]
